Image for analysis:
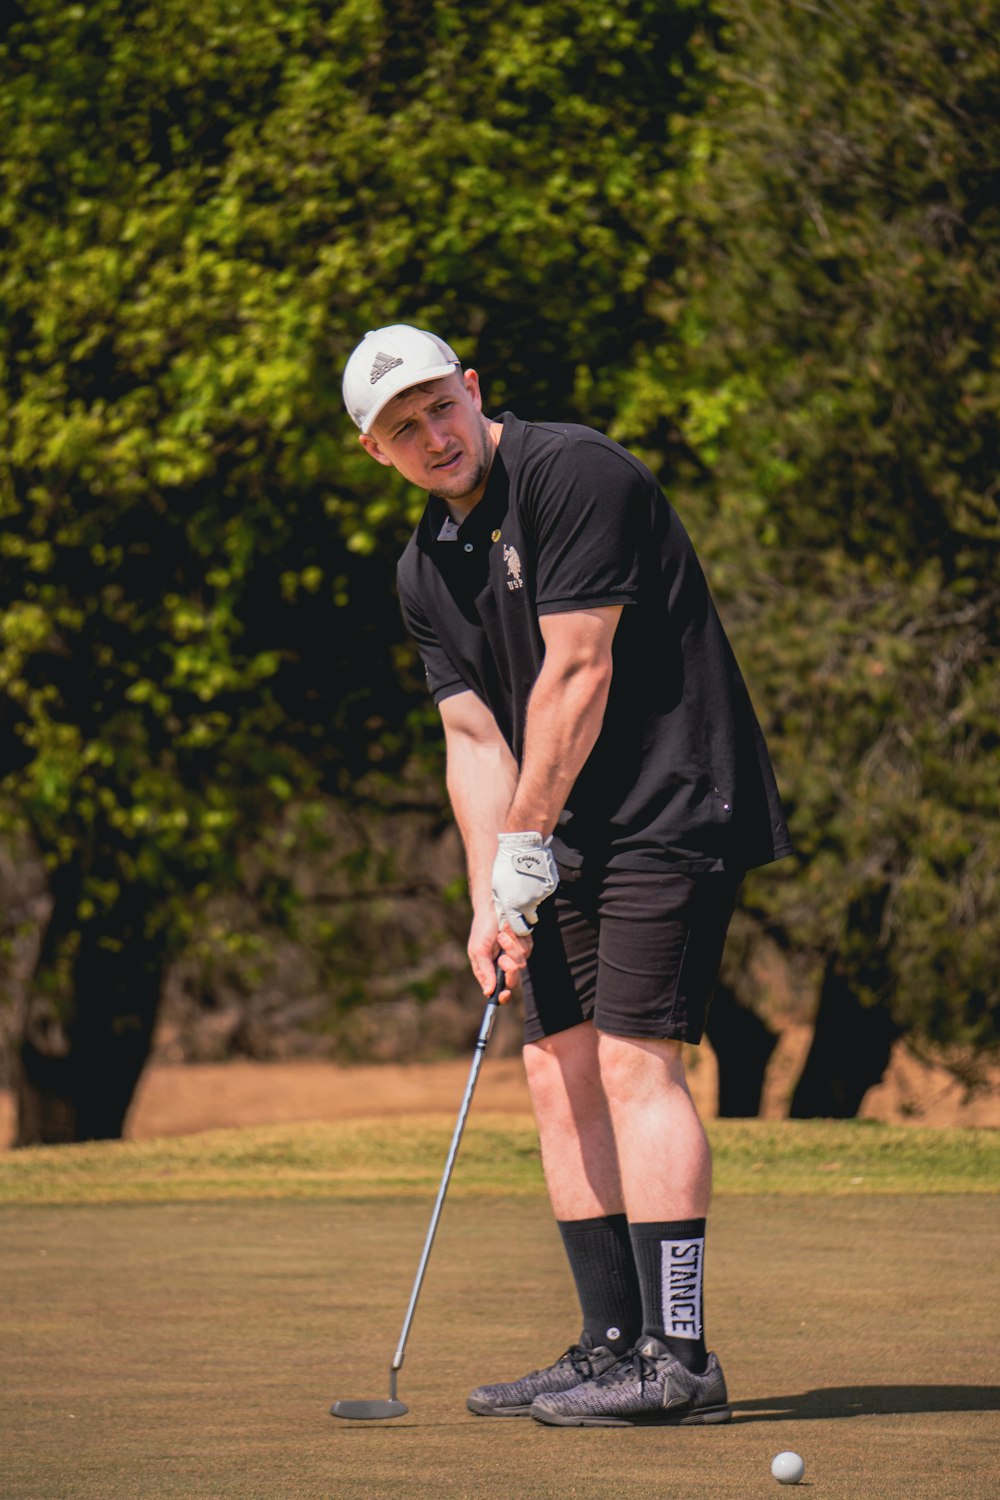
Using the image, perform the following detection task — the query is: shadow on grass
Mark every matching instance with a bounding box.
[328,1389,1000,1431]
[733,1385,1000,1422]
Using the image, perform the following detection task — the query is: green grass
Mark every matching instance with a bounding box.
[4,1194,999,1500]
[0,1114,996,1205]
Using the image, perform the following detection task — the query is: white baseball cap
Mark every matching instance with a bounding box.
[342,324,461,434]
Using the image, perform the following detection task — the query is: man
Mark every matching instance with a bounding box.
[342,324,792,1427]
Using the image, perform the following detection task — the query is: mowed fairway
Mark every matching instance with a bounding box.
[2,1118,998,1500]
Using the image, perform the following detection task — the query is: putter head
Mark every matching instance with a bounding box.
[330,1398,409,1420]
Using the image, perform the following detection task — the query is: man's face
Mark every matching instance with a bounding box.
[359,369,495,508]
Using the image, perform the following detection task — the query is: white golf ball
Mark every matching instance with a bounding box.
[771,1451,805,1485]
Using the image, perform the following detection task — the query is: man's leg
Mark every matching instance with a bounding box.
[466,1022,641,1417]
[524,1023,643,1354]
[530,871,735,1427]
[598,1034,711,1370]
[597,1032,711,1219]
[523,1021,622,1221]
[493,881,643,1352]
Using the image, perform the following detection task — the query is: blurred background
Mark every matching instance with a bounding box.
[1,0,997,1145]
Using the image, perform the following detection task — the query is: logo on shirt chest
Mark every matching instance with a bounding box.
[503,543,524,591]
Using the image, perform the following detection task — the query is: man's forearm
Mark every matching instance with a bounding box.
[504,654,612,836]
[441,608,618,942]
[439,690,530,994]
[446,730,519,912]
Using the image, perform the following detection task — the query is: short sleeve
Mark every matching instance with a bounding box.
[397,579,467,705]
[528,442,647,614]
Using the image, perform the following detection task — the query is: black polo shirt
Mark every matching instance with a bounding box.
[397,411,792,874]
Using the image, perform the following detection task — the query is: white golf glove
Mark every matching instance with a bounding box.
[492,832,559,936]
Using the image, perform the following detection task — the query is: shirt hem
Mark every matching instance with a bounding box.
[431,680,471,705]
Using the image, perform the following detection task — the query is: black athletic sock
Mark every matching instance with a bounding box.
[557,1214,642,1356]
[629,1217,709,1373]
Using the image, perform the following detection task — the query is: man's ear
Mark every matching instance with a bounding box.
[463,368,483,411]
[359,432,394,467]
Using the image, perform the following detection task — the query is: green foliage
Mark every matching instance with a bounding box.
[627,0,1000,1056]
[0,0,716,1116]
[2,2,368,956]
[1,0,997,1121]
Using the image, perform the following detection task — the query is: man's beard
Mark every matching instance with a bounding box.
[428,425,494,502]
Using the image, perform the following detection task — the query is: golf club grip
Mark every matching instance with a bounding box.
[390,971,502,1376]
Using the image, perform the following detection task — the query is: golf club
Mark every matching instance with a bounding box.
[330,961,505,1421]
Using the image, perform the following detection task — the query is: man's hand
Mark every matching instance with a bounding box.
[468,909,531,1004]
[491,832,558,936]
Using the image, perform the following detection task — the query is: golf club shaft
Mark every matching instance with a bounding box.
[389,968,503,1390]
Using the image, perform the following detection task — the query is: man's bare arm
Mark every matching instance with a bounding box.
[439,689,526,997]
[504,605,622,837]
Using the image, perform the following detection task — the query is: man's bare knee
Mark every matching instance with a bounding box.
[597,1031,690,1104]
[523,1024,602,1114]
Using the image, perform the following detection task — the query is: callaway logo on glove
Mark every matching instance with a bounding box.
[492,832,559,935]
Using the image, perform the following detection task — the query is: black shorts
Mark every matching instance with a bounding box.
[521,865,740,1046]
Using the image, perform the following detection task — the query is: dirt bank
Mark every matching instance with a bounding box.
[2,1028,996,1148]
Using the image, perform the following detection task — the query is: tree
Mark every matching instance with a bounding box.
[1,0,716,1140]
[7,0,995,1135]
[615,0,1000,1101]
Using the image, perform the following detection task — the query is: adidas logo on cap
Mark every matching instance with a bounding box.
[369,352,404,385]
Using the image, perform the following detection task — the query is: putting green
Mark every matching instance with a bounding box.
[3,1185,998,1498]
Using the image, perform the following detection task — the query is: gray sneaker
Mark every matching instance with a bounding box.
[530,1337,732,1427]
[467,1333,621,1417]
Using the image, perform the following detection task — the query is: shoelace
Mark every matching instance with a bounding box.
[564,1344,600,1380]
[596,1347,659,1389]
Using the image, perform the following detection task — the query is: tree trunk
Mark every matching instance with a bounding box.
[706,980,779,1117]
[15,872,167,1145]
[789,952,903,1119]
